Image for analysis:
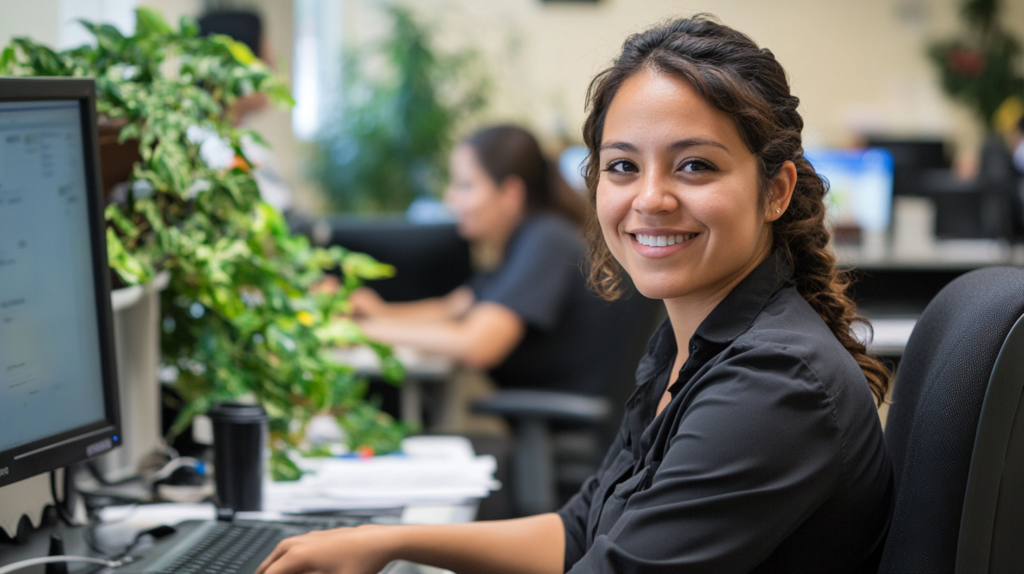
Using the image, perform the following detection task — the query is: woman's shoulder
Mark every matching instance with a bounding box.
[743,286,865,383]
[507,212,585,259]
[517,211,581,240]
[716,286,882,438]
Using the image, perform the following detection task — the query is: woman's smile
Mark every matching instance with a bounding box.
[629,229,700,257]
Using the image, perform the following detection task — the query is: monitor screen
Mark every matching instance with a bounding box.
[805,148,895,233]
[0,80,119,488]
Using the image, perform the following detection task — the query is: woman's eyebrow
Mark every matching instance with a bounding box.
[669,137,731,154]
[598,141,638,153]
[599,138,731,154]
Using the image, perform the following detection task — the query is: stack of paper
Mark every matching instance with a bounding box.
[263,436,500,513]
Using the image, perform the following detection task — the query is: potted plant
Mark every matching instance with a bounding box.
[928,0,1024,131]
[1,7,408,480]
[311,4,489,213]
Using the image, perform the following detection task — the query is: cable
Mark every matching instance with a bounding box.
[49,470,80,527]
[0,555,130,574]
[110,525,178,561]
[145,456,204,484]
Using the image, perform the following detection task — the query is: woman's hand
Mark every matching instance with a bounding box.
[348,287,387,317]
[255,524,397,574]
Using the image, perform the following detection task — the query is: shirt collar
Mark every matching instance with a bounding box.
[694,250,793,344]
[632,250,792,385]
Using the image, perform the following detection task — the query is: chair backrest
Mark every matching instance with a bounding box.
[879,266,1024,573]
[324,217,472,301]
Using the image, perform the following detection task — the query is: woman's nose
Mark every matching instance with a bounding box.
[634,172,678,215]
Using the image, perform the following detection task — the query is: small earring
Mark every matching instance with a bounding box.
[775,209,781,213]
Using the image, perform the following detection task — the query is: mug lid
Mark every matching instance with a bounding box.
[208,402,268,423]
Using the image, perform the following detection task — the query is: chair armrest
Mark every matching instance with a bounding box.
[472,390,611,424]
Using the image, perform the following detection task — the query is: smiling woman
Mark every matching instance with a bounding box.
[255,15,893,574]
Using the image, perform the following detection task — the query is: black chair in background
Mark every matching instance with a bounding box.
[319,216,472,301]
[473,284,665,516]
[879,267,1024,573]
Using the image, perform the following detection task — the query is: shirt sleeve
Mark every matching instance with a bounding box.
[566,343,842,574]
[473,217,583,331]
[557,428,628,570]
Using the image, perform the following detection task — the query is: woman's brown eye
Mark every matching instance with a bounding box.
[681,159,714,173]
[604,160,638,174]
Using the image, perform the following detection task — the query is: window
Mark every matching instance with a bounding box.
[292,0,343,140]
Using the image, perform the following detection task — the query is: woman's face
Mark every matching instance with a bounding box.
[596,69,779,303]
[444,144,522,242]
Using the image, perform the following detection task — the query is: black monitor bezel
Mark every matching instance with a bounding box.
[0,77,122,488]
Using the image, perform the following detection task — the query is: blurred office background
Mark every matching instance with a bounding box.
[3,0,1022,216]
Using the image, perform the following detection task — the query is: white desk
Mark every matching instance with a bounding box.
[854,317,918,356]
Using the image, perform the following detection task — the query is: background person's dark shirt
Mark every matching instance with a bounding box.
[557,252,893,573]
[468,212,610,395]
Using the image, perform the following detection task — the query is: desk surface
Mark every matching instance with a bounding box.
[836,241,1024,271]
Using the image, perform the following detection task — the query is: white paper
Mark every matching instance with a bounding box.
[263,436,500,513]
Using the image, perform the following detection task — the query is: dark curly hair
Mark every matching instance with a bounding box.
[581,15,890,405]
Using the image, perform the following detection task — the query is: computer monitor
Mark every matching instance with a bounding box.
[863,137,950,200]
[805,147,895,233]
[0,78,121,488]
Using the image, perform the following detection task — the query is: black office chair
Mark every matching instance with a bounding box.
[879,266,1024,573]
[473,285,665,516]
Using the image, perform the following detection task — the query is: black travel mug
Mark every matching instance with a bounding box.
[209,402,268,512]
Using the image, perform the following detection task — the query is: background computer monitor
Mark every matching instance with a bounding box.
[805,147,895,234]
[863,137,950,198]
[0,78,121,488]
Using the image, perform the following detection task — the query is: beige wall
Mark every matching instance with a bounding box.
[0,0,60,48]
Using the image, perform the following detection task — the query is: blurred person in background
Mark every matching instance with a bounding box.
[350,125,613,394]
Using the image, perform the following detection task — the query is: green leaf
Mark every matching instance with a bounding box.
[0,45,15,73]
[342,252,395,281]
[106,228,151,284]
[270,451,304,482]
[314,319,366,345]
[92,24,126,53]
[179,16,200,37]
[135,7,174,37]
[152,141,193,195]
[105,204,139,238]
[223,38,257,66]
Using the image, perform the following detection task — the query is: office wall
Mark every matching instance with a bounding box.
[0,0,60,49]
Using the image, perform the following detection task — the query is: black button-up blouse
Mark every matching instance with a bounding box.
[557,252,893,573]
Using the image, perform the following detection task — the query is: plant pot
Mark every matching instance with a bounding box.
[94,271,170,482]
[98,117,142,201]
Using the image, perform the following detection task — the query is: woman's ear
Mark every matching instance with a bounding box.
[765,161,797,222]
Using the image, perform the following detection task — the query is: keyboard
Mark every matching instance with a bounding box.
[109,517,364,574]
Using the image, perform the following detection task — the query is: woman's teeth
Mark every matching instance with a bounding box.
[635,233,696,247]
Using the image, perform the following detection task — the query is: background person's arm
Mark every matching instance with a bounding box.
[348,285,476,322]
[357,301,525,369]
[257,513,565,574]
